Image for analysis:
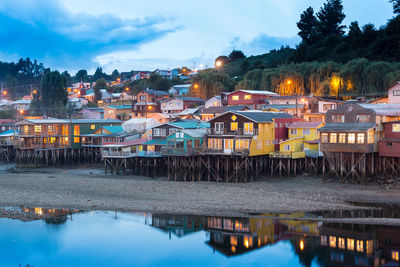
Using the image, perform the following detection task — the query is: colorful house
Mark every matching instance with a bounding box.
[160,97,204,114]
[163,128,206,156]
[272,121,324,159]
[104,105,132,120]
[379,121,400,157]
[226,90,278,108]
[199,106,248,122]
[81,126,139,147]
[205,111,293,156]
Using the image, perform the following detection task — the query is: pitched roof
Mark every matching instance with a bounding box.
[144,139,167,145]
[233,111,293,123]
[358,104,400,116]
[0,130,19,136]
[70,119,122,124]
[287,121,324,129]
[169,128,206,138]
[230,90,278,96]
[174,96,204,102]
[266,104,298,110]
[318,123,376,132]
[102,126,124,134]
[200,105,247,114]
[106,105,132,110]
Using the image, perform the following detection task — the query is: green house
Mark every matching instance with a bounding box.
[164,128,206,155]
[70,119,122,149]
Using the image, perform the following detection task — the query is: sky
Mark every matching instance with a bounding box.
[0,0,394,74]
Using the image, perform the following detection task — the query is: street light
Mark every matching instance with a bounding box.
[125,87,130,92]
[215,60,223,68]
[193,84,199,89]
[32,89,38,94]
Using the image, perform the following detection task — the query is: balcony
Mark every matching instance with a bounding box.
[203,147,249,156]
[305,149,323,158]
[102,150,138,158]
[206,128,258,136]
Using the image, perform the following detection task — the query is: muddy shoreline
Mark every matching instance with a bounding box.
[0,164,400,224]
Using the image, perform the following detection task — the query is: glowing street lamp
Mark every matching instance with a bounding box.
[32,89,38,94]
[125,87,130,92]
[2,91,7,96]
[215,60,223,68]
[300,240,304,251]
[193,84,199,89]
[287,80,292,85]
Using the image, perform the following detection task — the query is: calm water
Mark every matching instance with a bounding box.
[0,207,399,267]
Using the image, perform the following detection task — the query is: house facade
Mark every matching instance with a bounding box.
[205,111,293,156]
[227,90,278,108]
[205,96,222,108]
[104,105,132,121]
[379,121,400,157]
[387,82,400,104]
[160,97,204,114]
[169,84,191,96]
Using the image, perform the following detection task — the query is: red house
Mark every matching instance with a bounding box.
[227,90,278,108]
[273,117,303,149]
[379,121,400,157]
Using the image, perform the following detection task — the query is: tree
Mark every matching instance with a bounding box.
[390,0,400,14]
[228,50,246,62]
[111,69,120,81]
[35,71,68,117]
[75,69,88,82]
[316,0,346,37]
[94,67,105,81]
[297,7,318,44]
[62,71,72,87]
[94,78,107,102]
[347,21,362,47]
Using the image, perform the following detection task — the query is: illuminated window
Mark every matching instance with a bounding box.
[392,250,399,261]
[321,133,328,143]
[339,133,346,143]
[366,240,373,255]
[34,125,41,133]
[338,237,345,249]
[329,236,337,248]
[348,133,356,144]
[48,125,54,132]
[357,133,365,144]
[224,139,233,149]
[330,133,337,143]
[244,95,251,100]
[356,240,363,252]
[393,124,400,132]
[138,145,143,151]
[230,236,237,246]
[244,236,253,248]
[368,131,374,144]
[232,95,239,101]
[357,115,370,122]
[244,139,249,149]
[90,124,95,130]
[74,137,80,143]
[74,125,80,136]
[244,123,254,134]
[231,122,238,131]
[50,137,55,144]
[24,125,29,134]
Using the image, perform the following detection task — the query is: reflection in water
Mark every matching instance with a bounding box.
[0,208,399,266]
[149,212,400,266]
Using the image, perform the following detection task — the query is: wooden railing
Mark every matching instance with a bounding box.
[206,128,258,136]
[305,149,323,158]
[102,150,137,158]
[269,151,306,159]
[202,147,250,155]
[161,147,203,156]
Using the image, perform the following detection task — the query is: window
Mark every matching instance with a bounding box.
[347,239,355,251]
[231,122,238,131]
[338,237,345,249]
[169,129,177,135]
[138,145,143,151]
[332,115,344,123]
[357,115,370,123]
[321,133,328,143]
[224,139,233,149]
[48,125,54,132]
[366,240,373,255]
[392,250,399,261]
[90,124,95,130]
[323,104,335,111]
[232,95,239,101]
[215,122,224,134]
[244,123,254,134]
[256,141,262,149]
[339,133,346,143]
[356,240,364,253]
[74,125,80,136]
[357,133,365,144]
[330,133,337,143]
[34,125,41,133]
[244,94,251,100]
[230,236,237,246]
[348,133,356,144]
[393,90,400,96]
[74,137,80,143]
[284,144,290,151]
[393,124,400,132]
[290,129,297,135]
[302,129,311,135]
[140,95,146,101]
[153,128,160,136]
[329,236,337,248]
[368,130,374,144]
[321,235,327,246]
[208,138,214,148]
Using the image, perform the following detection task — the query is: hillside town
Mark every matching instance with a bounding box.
[2,71,400,184]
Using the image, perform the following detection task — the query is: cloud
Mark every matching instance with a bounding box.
[226,34,301,57]
[0,0,177,72]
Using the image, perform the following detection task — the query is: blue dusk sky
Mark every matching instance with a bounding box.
[0,0,394,73]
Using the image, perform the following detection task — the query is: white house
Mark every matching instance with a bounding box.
[388,82,400,104]
[205,96,222,108]
[160,98,184,113]
[154,69,179,80]
[168,84,191,96]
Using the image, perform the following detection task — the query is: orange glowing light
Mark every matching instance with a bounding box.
[147,105,152,110]
[194,84,199,89]
[32,90,38,94]
[301,98,305,102]
[215,61,223,68]
[19,110,24,114]
[287,80,292,85]
[2,91,7,95]
[300,240,304,251]
[244,240,249,248]
[125,87,130,91]
[231,246,236,253]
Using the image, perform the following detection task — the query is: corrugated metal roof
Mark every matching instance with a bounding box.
[266,104,298,110]
[230,90,278,96]
[167,121,209,129]
[144,139,167,145]
[319,123,375,132]
[358,104,400,116]
[106,105,132,110]
[17,119,69,124]
[287,121,323,128]
[70,119,122,124]
[103,126,124,134]
[233,111,294,123]
[200,105,247,114]
[0,130,19,136]
[169,128,206,138]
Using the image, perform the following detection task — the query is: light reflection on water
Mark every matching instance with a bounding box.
[0,207,399,267]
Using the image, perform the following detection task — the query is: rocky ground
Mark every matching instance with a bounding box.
[0,165,399,223]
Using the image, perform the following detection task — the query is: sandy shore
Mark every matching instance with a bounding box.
[0,165,399,221]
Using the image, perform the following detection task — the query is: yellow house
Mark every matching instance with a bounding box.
[272,121,324,158]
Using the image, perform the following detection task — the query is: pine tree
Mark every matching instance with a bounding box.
[316,0,346,37]
[297,7,318,44]
[390,0,400,14]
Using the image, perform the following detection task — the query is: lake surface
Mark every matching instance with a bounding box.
[0,207,399,267]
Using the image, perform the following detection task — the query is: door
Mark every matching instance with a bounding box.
[224,139,233,154]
